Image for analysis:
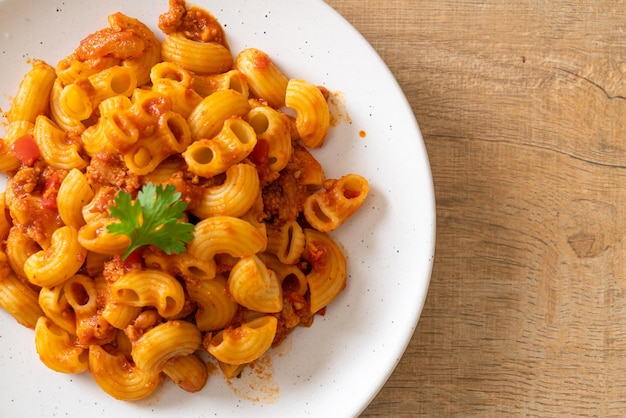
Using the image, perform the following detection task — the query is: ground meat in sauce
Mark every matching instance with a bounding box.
[261,142,322,224]
[262,172,303,224]
[76,314,117,348]
[124,309,163,343]
[163,169,208,209]
[158,0,228,45]
[86,152,141,191]
[272,293,314,347]
[102,252,146,286]
[6,166,38,198]
[5,165,65,248]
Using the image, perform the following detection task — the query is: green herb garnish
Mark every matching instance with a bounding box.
[107,183,195,260]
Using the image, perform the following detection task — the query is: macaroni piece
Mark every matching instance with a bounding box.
[228,255,284,313]
[34,316,89,374]
[285,79,331,148]
[162,353,208,393]
[0,253,44,329]
[110,269,186,318]
[7,60,56,124]
[5,227,39,279]
[89,344,163,401]
[56,168,94,228]
[33,115,88,170]
[131,320,202,375]
[38,284,76,335]
[208,316,278,365]
[191,163,260,218]
[303,228,348,314]
[23,226,87,288]
[0,0,369,401]
[303,173,370,232]
[265,219,306,265]
[235,48,288,109]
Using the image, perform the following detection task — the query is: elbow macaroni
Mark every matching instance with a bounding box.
[57,168,94,228]
[0,1,369,401]
[208,316,278,365]
[303,228,348,314]
[184,116,257,178]
[35,316,89,374]
[191,163,260,218]
[7,60,56,123]
[285,79,330,148]
[187,275,237,331]
[161,32,233,75]
[89,344,162,401]
[228,255,283,313]
[303,174,370,232]
[23,226,87,288]
[235,48,288,109]
[0,252,43,329]
[131,320,202,375]
[34,115,88,170]
[110,269,186,318]
[162,353,209,393]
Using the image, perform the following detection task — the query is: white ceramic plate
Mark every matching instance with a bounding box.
[0,0,435,416]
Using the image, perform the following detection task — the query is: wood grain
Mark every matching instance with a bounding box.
[324,0,626,416]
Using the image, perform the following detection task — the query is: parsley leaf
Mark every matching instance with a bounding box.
[107,183,195,260]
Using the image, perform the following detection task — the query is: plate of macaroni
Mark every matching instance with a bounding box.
[0,0,435,416]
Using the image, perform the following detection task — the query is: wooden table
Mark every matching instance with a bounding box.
[324,0,626,416]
